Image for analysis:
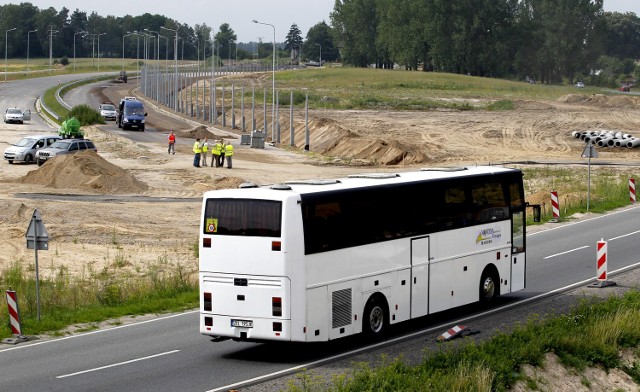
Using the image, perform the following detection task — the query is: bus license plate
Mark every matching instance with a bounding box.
[231,319,253,328]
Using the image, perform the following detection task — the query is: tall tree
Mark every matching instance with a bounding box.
[303,21,338,63]
[214,23,237,64]
[284,23,303,64]
[331,0,378,67]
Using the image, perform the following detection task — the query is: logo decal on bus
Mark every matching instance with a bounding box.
[206,218,218,233]
[476,228,501,245]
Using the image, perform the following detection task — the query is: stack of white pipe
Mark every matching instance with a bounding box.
[571,130,639,148]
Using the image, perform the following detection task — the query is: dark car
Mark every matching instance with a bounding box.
[35,138,97,166]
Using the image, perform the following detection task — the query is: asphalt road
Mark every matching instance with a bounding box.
[2,76,640,391]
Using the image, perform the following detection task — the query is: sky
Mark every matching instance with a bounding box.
[2,0,639,43]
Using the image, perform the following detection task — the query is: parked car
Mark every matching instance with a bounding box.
[575,81,585,88]
[98,103,117,121]
[4,108,31,124]
[35,138,97,166]
[4,134,61,164]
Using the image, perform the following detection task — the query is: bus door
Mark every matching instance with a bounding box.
[511,209,526,291]
[410,236,430,318]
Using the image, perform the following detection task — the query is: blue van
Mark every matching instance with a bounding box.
[116,97,147,131]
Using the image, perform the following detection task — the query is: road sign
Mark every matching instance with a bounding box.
[581,143,598,158]
[25,209,49,250]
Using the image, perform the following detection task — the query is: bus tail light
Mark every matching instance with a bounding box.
[272,241,281,251]
[203,237,211,248]
[273,322,282,332]
[272,297,282,316]
[204,292,212,311]
[204,316,213,327]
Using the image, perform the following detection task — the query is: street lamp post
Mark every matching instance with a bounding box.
[315,43,322,66]
[27,29,37,74]
[97,32,106,70]
[252,19,276,141]
[122,32,132,70]
[5,27,16,83]
[73,30,84,72]
[228,39,234,72]
[161,26,179,111]
[144,29,161,102]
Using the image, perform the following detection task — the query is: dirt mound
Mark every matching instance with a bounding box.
[182,125,217,139]
[187,176,246,193]
[298,116,429,165]
[19,150,148,194]
[559,94,640,108]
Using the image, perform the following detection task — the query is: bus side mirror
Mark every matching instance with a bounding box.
[527,203,541,222]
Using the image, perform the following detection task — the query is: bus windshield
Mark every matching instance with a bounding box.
[203,198,282,237]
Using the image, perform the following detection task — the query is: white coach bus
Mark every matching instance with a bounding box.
[199,166,535,342]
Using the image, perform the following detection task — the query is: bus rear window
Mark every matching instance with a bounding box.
[203,199,282,237]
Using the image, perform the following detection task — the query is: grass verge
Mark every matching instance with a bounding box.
[287,291,640,391]
[0,258,197,338]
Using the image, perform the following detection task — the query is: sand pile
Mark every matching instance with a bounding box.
[183,125,217,140]
[19,150,148,194]
[559,94,640,108]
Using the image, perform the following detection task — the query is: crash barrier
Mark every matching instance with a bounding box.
[550,191,560,220]
[590,238,616,288]
[6,290,21,335]
[630,178,636,204]
[572,130,640,148]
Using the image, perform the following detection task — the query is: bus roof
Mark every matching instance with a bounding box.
[202,166,521,201]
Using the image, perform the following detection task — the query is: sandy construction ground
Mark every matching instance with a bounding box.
[1,93,640,281]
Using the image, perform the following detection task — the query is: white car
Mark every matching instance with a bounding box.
[575,81,585,88]
[98,103,117,121]
[4,108,31,124]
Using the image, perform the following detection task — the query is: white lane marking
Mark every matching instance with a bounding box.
[56,350,180,379]
[0,311,197,353]
[206,260,640,392]
[609,229,640,242]
[543,245,590,260]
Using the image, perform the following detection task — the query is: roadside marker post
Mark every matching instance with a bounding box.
[436,325,468,342]
[2,290,27,345]
[550,191,560,222]
[630,178,636,204]
[589,238,616,288]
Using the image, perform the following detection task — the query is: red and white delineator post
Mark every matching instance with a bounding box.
[630,178,636,204]
[590,238,616,288]
[550,191,560,221]
[2,290,27,344]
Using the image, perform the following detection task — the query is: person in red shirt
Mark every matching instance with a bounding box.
[167,131,176,154]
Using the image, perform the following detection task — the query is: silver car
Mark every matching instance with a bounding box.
[4,108,31,124]
[35,138,97,166]
[4,134,61,164]
[99,103,117,121]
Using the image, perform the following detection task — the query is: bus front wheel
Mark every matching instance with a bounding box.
[363,296,388,337]
[479,267,499,303]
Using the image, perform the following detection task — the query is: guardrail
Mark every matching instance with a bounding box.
[40,74,118,122]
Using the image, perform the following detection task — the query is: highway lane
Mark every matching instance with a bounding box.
[2,205,640,391]
[525,206,640,294]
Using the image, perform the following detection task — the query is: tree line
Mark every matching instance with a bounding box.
[0,3,338,67]
[330,0,640,86]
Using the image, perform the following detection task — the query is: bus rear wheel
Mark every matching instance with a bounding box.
[363,296,388,337]
[479,268,499,303]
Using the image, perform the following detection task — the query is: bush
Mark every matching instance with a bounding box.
[59,56,69,66]
[68,104,105,125]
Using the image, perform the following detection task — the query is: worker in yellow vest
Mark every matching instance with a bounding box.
[211,140,222,167]
[193,138,202,167]
[224,141,234,169]
[200,138,209,166]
